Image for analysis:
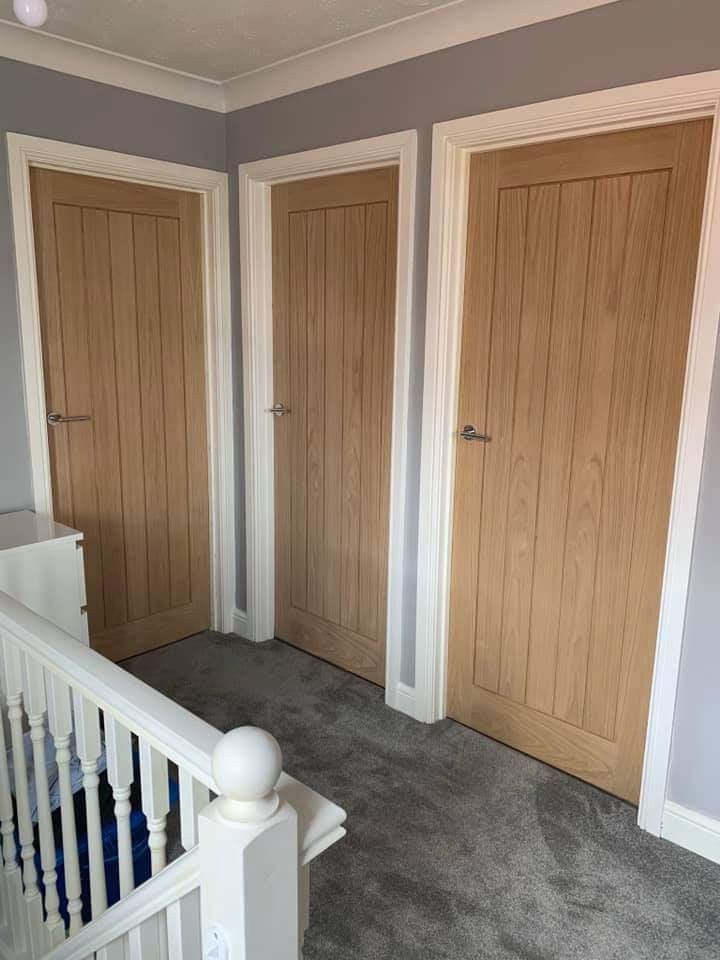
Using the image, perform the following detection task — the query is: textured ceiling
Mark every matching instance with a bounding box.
[0,0,460,81]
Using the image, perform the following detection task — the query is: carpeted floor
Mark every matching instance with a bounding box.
[124,632,720,960]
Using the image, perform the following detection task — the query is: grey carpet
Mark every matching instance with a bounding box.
[124,632,720,960]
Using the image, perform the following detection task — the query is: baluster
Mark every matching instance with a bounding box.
[0,649,26,957]
[139,742,169,876]
[178,769,209,852]
[128,913,167,960]
[96,936,125,960]
[166,889,201,959]
[24,657,64,945]
[105,716,135,898]
[73,693,107,919]
[46,673,84,935]
[2,638,46,957]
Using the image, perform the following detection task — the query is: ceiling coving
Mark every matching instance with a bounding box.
[0,1,622,111]
[4,0,460,81]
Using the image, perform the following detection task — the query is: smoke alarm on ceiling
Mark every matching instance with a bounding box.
[13,0,48,28]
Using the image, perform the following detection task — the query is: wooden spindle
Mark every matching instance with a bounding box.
[24,657,64,945]
[139,742,169,876]
[2,638,46,957]
[0,649,27,957]
[178,769,209,852]
[46,673,84,934]
[105,716,135,898]
[73,693,108,919]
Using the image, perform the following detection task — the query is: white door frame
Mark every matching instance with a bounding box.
[238,131,418,717]
[7,133,235,635]
[416,70,720,835]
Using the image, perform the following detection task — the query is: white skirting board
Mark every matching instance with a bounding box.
[232,609,250,640]
[229,610,421,723]
[662,801,720,865]
[387,681,422,721]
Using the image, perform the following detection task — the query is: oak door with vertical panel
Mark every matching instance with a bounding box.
[31,170,210,662]
[272,168,398,685]
[448,120,711,802]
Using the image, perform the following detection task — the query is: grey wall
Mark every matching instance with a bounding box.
[668,333,720,822]
[0,57,226,514]
[226,0,720,807]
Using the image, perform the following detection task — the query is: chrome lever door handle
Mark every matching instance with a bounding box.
[47,412,92,425]
[458,424,491,442]
[267,402,291,417]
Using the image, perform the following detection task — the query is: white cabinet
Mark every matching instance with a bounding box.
[0,511,88,644]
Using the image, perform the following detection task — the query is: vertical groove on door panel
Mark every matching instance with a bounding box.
[525,180,594,714]
[553,176,632,726]
[289,212,308,612]
[340,206,365,633]
[323,209,345,625]
[473,187,528,692]
[306,211,326,617]
[157,217,191,609]
[109,212,149,623]
[358,203,388,641]
[83,208,128,629]
[54,203,106,633]
[582,171,669,739]
[133,215,171,616]
[498,184,560,703]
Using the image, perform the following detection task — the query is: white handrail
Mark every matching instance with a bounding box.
[0,590,219,786]
[42,849,200,960]
[0,590,347,865]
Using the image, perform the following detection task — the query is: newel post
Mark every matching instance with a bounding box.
[198,727,299,960]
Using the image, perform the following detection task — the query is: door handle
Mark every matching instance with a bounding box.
[267,402,291,417]
[458,424,491,442]
[47,412,92,425]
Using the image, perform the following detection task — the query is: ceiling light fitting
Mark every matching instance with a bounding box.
[14,0,48,28]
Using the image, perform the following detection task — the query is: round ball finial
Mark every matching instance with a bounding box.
[212,727,282,822]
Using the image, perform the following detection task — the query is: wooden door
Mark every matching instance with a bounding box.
[31,169,210,662]
[272,168,398,685]
[448,120,711,802]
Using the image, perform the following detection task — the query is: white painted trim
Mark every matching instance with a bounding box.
[6,133,235,635]
[232,608,250,640]
[239,131,418,719]
[44,849,200,960]
[0,586,347,867]
[417,70,720,831]
[223,0,619,111]
[662,801,720,865]
[0,19,225,112]
[0,1,619,113]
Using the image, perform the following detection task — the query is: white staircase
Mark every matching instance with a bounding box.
[0,587,346,960]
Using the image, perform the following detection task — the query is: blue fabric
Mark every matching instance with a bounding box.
[33,751,179,925]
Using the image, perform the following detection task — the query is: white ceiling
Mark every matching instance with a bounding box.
[0,0,460,81]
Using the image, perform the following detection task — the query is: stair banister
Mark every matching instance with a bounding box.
[0,588,347,958]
